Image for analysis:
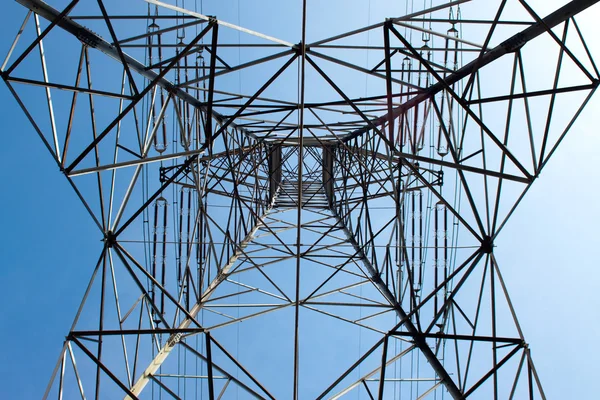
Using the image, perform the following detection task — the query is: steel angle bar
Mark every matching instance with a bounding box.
[519,0,596,83]
[331,210,464,399]
[13,0,199,111]
[148,376,182,400]
[417,381,444,400]
[34,14,60,160]
[146,0,294,48]
[537,82,598,177]
[5,75,134,99]
[492,81,597,238]
[430,97,487,236]
[114,244,198,327]
[66,342,86,400]
[181,49,295,88]
[6,0,79,76]
[69,336,138,399]
[460,0,509,98]
[205,336,279,400]
[42,342,68,400]
[68,22,215,173]
[97,0,139,95]
[4,80,106,231]
[466,83,597,105]
[205,332,215,400]
[307,50,413,88]
[383,25,395,140]
[1,10,31,71]
[198,54,298,152]
[301,305,388,335]
[309,21,386,48]
[204,304,292,332]
[205,24,219,148]
[106,247,132,384]
[70,328,205,337]
[316,336,387,399]
[537,21,570,169]
[15,0,258,165]
[571,16,600,78]
[342,0,600,142]
[391,331,523,345]
[462,345,524,397]
[123,208,271,399]
[389,24,532,181]
[303,301,391,309]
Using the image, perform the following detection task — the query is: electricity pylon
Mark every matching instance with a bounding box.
[2,0,599,398]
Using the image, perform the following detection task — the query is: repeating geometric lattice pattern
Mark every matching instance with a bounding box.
[2,0,599,398]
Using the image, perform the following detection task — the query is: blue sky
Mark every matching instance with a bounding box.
[1,0,600,398]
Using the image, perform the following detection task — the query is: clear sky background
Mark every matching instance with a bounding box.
[1,0,599,398]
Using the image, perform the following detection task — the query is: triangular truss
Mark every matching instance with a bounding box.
[2,0,599,398]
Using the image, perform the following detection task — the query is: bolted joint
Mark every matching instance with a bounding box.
[293,41,309,55]
[370,271,384,284]
[481,235,494,254]
[501,31,526,53]
[104,230,118,248]
[167,332,183,347]
[76,27,100,48]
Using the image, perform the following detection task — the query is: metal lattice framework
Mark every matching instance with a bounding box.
[2,0,599,398]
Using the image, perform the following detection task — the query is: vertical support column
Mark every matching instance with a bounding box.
[268,143,282,204]
[383,21,395,145]
[322,144,335,209]
[332,210,466,399]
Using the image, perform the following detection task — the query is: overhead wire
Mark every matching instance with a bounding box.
[138,1,467,397]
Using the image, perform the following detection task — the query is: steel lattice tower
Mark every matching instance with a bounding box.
[2,0,599,398]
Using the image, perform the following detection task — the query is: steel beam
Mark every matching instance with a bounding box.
[333,210,465,399]
[124,212,267,399]
[14,0,255,138]
[268,143,282,204]
[343,0,600,142]
[322,145,335,208]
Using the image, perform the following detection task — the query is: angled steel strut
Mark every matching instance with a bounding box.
[8,0,599,398]
[13,0,256,139]
[343,0,600,143]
